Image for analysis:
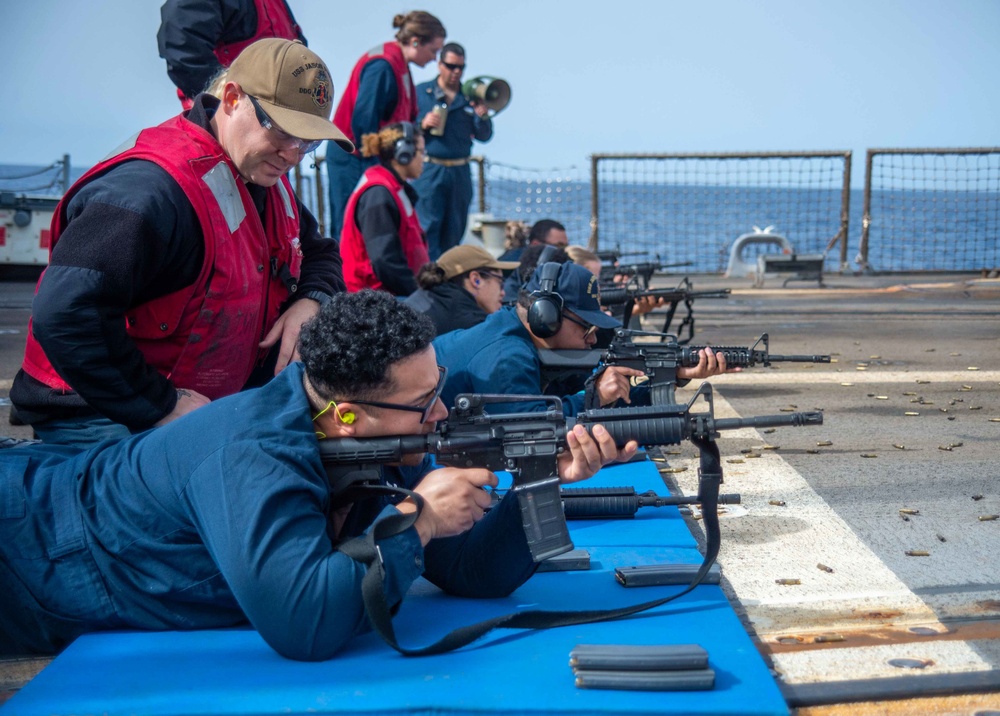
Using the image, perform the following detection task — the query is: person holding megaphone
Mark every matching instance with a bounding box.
[413,43,509,260]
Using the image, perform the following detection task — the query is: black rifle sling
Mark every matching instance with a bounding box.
[343,440,723,657]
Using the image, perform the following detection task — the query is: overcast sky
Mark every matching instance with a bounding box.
[1,0,997,185]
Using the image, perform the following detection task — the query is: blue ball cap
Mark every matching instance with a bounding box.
[525,262,621,329]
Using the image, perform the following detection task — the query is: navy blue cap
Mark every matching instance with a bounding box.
[525,262,621,329]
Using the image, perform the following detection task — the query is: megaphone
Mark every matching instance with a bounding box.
[461,76,511,114]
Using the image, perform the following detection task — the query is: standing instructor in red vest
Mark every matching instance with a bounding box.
[158,0,307,110]
[10,39,354,448]
[340,122,429,296]
[327,11,446,241]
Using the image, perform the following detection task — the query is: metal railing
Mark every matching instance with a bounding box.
[588,151,852,273]
[233,147,1000,275]
[857,147,1000,273]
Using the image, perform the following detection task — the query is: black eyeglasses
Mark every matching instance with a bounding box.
[478,271,504,283]
[441,61,465,72]
[562,311,598,338]
[247,95,322,153]
[344,366,448,423]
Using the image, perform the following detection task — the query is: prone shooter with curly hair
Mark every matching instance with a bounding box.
[0,289,635,663]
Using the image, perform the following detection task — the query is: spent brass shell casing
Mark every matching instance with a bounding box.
[970,406,983,411]
[726,458,745,464]
[876,395,889,400]
[769,500,786,507]
[817,440,833,447]
[950,442,964,448]
[814,634,845,643]
[899,508,920,515]
[905,550,930,557]
[744,452,762,459]
[763,428,776,434]
[861,453,879,458]
[856,366,868,371]
[961,385,973,390]
[806,449,821,454]
[905,412,920,416]
[979,515,999,522]
[902,392,917,396]
[870,355,882,359]
[664,450,683,455]
[817,563,834,573]
[990,418,1000,423]
[893,444,906,450]
[762,445,780,451]
[917,380,931,384]
[779,407,796,412]
[840,382,854,386]
[938,446,954,452]
[775,579,801,585]
[659,467,688,474]
[968,366,980,371]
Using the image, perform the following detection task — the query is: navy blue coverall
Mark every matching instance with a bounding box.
[411,77,493,259]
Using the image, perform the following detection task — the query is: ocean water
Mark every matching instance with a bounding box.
[4,163,996,273]
[476,180,1000,273]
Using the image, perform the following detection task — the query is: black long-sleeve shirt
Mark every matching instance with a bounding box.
[10,95,343,430]
[354,167,422,297]
[157,0,306,100]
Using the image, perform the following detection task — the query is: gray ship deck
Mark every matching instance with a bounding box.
[2,272,999,713]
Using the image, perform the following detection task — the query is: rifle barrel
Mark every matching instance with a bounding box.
[713,412,824,432]
[598,286,730,306]
[575,406,824,447]
[768,354,833,363]
[682,346,831,367]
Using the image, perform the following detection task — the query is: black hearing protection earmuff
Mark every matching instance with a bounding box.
[527,262,565,338]
[393,122,417,166]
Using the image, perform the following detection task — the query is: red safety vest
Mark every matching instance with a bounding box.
[175,0,303,109]
[340,165,428,294]
[333,42,417,150]
[21,115,302,400]
[214,0,302,66]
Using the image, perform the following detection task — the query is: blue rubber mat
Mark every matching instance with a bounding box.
[4,458,788,716]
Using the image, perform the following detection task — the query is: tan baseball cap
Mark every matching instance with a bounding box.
[227,39,354,152]
[437,245,519,280]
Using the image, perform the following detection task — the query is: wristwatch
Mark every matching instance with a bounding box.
[300,290,332,306]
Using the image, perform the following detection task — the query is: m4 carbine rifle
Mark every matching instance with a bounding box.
[540,329,832,406]
[596,252,694,288]
[319,384,822,563]
[597,276,730,342]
